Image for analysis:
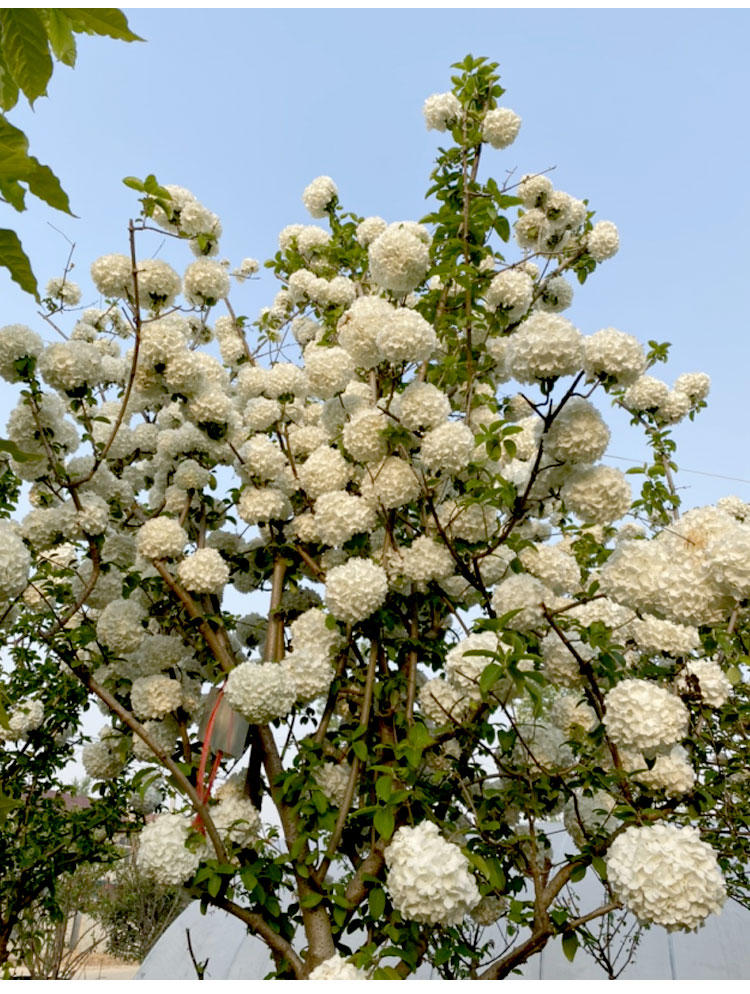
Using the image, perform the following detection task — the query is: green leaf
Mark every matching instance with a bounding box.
[0,9,53,105]
[0,176,25,210]
[375,775,392,803]
[0,52,19,111]
[373,807,395,840]
[0,228,37,298]
[0,791,23,826]
[40,9,77,67]
[0,437,37,462]
[299,891,323,909]
[368,886,386,920]
[0,115,73,214]
[561,931,578,963]
[65,9,144,43]
[122,175,146,192]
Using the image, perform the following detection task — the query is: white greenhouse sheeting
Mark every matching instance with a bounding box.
[136,826,750,980]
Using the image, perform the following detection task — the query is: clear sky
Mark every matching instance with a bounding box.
[3,6,750,509]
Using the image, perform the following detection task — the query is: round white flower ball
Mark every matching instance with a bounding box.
[90,253,132,298]
[137,518,187,560]
[676,659,732,708]
[419,421,475,476]
[504,313,584,383]
[385,821,480,925]
[482,107,521,149]
[301,175,338,218]
[183,259,230,307]
[96,598,146,654]
[0,522,30,601]
[587,220,620,262]
[137,813,203,886]
[177,547,230,595]
[583,327,646,385]
[130,674,183,720]
[490,573,551,630]
[369,222,430,295]
[394,381,451,431]
[337,296,395,369]
[325,558,388,624]
[225,661,297,725]
[606,823,725,931]
[603,678,689,753]
[562,465,631,525]
[0,324,45,382]
[376,309,437,365]
[308,955,368,980]
[423,91,462,131]
[485,268,534,319]
[361,456,420,510]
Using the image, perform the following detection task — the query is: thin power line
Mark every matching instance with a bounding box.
[606,455,750,487]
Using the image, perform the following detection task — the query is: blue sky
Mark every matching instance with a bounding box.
[3,6,750,509]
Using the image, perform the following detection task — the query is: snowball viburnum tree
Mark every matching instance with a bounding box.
[1,54,750,979]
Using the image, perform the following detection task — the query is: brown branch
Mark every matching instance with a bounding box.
[201,893,304,977]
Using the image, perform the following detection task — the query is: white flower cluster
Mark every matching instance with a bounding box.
[376,309,437,365]
[303,344,355,400]
[177,547,230,594]
[325,558,388,624]
[97,599,146,654]
[183,259,230,307]
[423,91,462,131]
[314,762,352,808]
[0,522,30,601]
[212,780,261,846]
[361,457,420,510]
[676,659,732,707]
[603,679,688,753]
[583,327,646,385]
[394,381,450,431]
[490,573,553,630]
[284,648,335,704]
[485,268,533,319]
[636,745,696,797]
[504,313,584,383]
[130,674,183,720]
[4,699,44,739]
[137,813,204,886]
[606,823,725,931]
[444,631,499,695]
[545,398,610,464]
[225,661,297,725]
[562,465,631,525]
[302,175,338,218]
[418,677,474,725]
[385,821,480,925]
[630,615,700,657]
[313,492,376,547]
[308,954,368,980]
[368,222,430,295]
[419,421,475,475]
[519,543,581,595]
[392,535,454,584]
[137,518,187,560]
[587,220,620,262]
[482,107,521,149]
[0,324,44,382]
[599,507,737,626]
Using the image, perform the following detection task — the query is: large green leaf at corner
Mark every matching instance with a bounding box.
[65,9,144,43]
[0,114,72,214]
[39,10,77,68]
[0,227,38,298]
[0,9,53,106]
